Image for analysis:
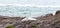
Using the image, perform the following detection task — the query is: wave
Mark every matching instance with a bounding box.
[0,4,60,17]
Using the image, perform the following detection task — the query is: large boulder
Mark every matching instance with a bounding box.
[55,10,60,15]
[55,10,60,19]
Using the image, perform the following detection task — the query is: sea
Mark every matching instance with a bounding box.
[0,5,60,17]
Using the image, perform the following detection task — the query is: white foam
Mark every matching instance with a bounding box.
[21,17,37,21]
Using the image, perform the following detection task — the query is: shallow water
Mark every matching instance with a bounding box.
[0,6,60,17]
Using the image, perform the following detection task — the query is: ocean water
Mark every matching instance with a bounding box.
[0,5,60,17]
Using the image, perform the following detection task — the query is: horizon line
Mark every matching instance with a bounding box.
[0,4,60,7]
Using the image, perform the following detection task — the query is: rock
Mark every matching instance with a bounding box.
[55,10,60,19]
[0,15,25,27]
[13,20,35,28]
[13,22,25,28]
[35,13,53,20]
[45,13,53,17]
[50,20,60,28]
[0,25,4,28]
[55,10,60,15]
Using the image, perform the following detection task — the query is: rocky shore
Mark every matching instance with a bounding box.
[0,10,60,28]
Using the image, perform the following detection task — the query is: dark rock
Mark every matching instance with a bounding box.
[45,13,53,17]
[55,10,60,15]
[55,10,60,19]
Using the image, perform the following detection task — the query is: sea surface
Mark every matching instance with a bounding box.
[0,5,60,17]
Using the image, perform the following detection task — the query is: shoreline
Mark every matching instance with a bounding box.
[0,10,60,28]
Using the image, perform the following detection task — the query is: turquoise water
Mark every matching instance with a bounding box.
[0,6,60,17]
